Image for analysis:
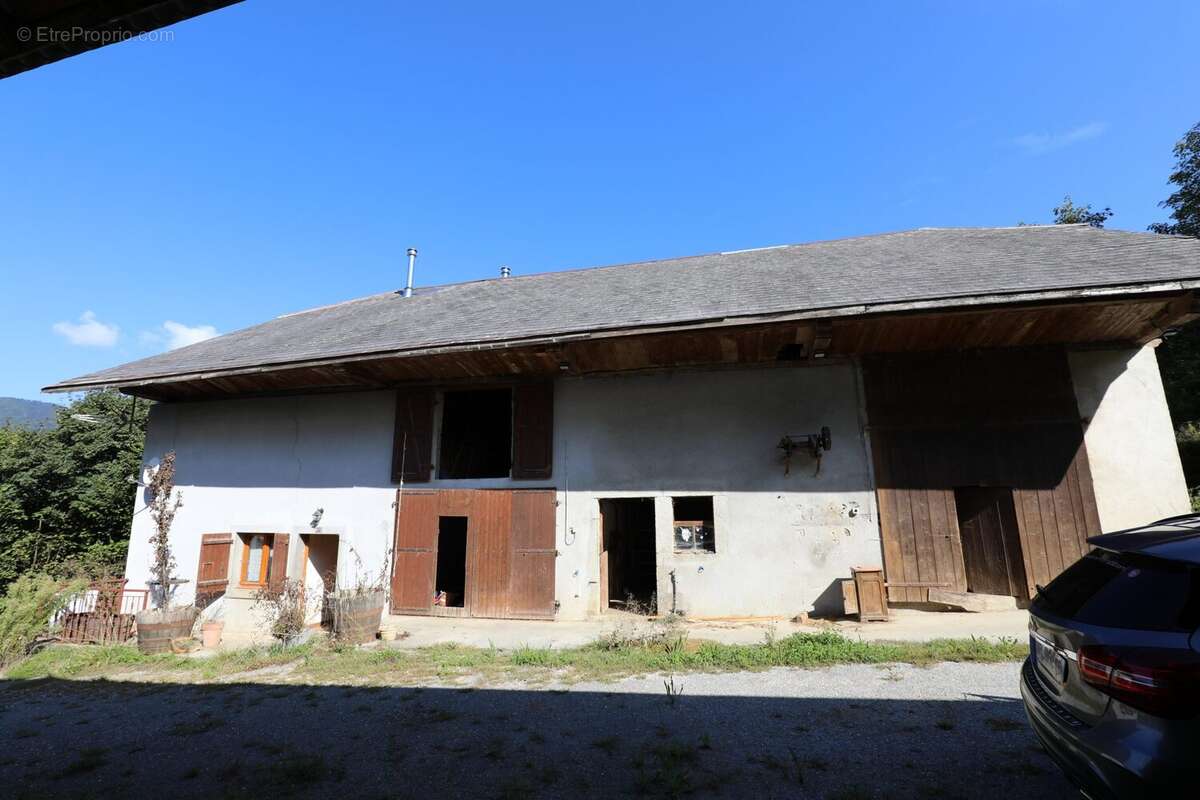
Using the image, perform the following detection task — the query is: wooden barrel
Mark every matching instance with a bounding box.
[330,591,385,645]
[135,606,198,654]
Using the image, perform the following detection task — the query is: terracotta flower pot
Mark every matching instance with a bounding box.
[200,620,224,648]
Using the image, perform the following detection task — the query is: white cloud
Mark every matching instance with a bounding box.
[52,311,119,347]
[1013,122,1108,155]
[141,320,219,351]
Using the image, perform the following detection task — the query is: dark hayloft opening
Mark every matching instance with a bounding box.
[776,342,806,361]
[436,516,468,608]
[438,388,512,479]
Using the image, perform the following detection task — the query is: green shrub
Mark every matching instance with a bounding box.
[0,572,88,668]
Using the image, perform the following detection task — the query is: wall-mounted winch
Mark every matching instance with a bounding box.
[777,427,832,476]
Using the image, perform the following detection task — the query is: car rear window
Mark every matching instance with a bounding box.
[1035,550,1200,632]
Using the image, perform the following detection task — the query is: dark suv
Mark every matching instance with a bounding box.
[1022,513,1200,798]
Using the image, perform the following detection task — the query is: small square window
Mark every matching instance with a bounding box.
[672,496,715,553]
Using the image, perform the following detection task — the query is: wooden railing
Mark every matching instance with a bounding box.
[55,579,147,645]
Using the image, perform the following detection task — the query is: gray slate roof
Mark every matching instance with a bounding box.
[47,225,1200,391]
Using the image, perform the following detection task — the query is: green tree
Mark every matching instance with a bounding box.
[0,390,148,587]
[1052,195,1113,227]
[1149,122,1200,237]
[1148,122,1200,507]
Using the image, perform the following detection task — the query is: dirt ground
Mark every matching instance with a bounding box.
[0,661,1071,799]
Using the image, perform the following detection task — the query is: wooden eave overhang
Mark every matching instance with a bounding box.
[0,0,242,79]
[43,281,1200,402]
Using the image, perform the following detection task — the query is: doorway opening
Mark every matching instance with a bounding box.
[954,486,1028,600]
[300,533,340,627]
[598,498,657,614]
[435,516,468,608]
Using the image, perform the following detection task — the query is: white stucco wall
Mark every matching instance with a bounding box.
[552,365,880,618]
[1069,345,1190,532]
[125,363,882,623]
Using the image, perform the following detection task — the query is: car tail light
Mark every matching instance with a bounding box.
[1077,645,1200,719]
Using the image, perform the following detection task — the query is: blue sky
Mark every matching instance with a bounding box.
[2,0,1197,402]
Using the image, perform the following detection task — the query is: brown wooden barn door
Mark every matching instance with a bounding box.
[465,490,514,619]
[954,487,1027,598]
[392,490,439,614]
[195,534,232,609]
[864,350,1102,601]
[507,490,557,619]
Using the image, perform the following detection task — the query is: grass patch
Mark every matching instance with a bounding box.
[985,717,1024,732]
[5,644,177,680]
[592,735,620,755]
[4,642,318,682]
[3,632,1026,686]
[170,715,227,736]
[265,752,345,787]
[57,747,108,778]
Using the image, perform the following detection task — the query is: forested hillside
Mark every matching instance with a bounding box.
[0,397,59,429]
[0,391,148,586]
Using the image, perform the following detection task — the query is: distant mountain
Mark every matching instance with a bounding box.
[0,397,60,429]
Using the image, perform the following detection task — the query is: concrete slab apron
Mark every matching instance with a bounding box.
[376,608,1030,651]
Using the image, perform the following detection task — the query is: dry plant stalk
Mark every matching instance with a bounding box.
[147,451,183,609]
[253,578,310,642]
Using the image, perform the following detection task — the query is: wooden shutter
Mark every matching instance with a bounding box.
[391,490,439,614]
[268,534,290,593]
[392,388,434,483]
[506,490,557,618]
[195,534,232,609]
[512,383,554,480]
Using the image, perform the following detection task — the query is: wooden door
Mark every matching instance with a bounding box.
[864,351,1101,602]
[507,490,557,619]
[391,488,557,619]
[599,502,611,611]
[955,487,1027,598]
[391,490,439,614]
[465,490,513,619]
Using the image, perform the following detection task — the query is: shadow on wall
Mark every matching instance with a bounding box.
[811,578,850,617]
[148,380,878,495]
[0,677,1072,799]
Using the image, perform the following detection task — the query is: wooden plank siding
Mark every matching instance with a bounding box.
[864,349,1101,602]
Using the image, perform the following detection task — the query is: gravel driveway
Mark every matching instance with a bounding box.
[0,660,1072,799]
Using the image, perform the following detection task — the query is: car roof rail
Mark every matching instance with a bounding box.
[1148,512,1200,528]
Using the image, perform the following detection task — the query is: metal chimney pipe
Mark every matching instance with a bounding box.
[499,265,511,278]
[403,247,417,297]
